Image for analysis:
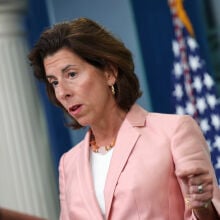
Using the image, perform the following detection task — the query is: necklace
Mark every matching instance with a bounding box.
[89,130,116,154]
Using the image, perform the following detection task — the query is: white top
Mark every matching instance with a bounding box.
[90,149,113,217]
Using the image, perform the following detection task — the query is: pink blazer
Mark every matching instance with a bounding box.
[59,104,220,220]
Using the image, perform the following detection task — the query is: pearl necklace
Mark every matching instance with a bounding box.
[89,130,116,155]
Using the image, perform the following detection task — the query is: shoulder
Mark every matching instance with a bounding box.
[133,105,199,135]
[148,111,201,134]
[131,104,196,128]
[147,111,196,127]
[59,139,84,171]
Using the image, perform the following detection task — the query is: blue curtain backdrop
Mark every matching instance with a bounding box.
[26,0,72,177]
[130,0,213,113]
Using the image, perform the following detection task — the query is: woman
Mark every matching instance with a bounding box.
[28,17,220,219]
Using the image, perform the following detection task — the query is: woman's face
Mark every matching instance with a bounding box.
[44,48,117,127]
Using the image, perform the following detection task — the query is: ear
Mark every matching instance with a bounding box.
[104,63,118,86]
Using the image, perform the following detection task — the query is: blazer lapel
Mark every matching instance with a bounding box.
[77,131,104,220]
[104,119,140,219]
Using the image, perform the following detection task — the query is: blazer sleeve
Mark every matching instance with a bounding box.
[171,115,220,218]
[59,154,70,220]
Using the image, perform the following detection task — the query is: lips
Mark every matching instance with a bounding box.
[68,104,82,115]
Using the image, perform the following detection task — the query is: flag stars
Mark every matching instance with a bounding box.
[173,84,183,100]
[196,97,207,114]
[187,37,198,51]
[172,40,180,57]
[176,106,185,115]
[214,135,220,151]
[193,76,203,93]
[189,55,201,72]
[199,118,210,134]
[173,62,183,78]
[206,94,218,109]
[214,157,220,169]
[185,102,196,115]
[211,114,220,130]
[204,73,214,89]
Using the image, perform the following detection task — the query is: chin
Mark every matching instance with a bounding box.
[77,120,90,127]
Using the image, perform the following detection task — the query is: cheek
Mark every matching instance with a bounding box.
[83,80,95,92]
[80,77,107,97]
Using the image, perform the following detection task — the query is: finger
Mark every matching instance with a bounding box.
[190,191,213,204]
[188,174,212,186]
[190,199,212,209]
[177,167,209,178]
[185,196,212,209]
[189,184,213,194]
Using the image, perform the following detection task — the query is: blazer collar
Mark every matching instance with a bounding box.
[126,104,148,127]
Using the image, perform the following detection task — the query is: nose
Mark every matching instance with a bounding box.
[56,81,72,101]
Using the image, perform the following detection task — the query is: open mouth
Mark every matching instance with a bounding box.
[69,104,82,114]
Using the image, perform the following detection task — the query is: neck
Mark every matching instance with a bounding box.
[90,129,116,153]
[90,107,126,146]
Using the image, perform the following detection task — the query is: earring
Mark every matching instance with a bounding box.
[111,85,115,96]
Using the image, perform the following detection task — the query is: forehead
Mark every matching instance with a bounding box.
[44,48,81,64]
[43,48,83,73]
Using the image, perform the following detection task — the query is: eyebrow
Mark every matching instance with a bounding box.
[61,64,74,73]
[46,64,75,79]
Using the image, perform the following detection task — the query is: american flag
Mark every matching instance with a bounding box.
[169,3,220,182]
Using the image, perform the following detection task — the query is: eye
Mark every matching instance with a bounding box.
[68,72,76,78]
[50,80,58,88]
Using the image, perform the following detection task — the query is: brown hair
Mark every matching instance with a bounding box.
[28,17,142,129]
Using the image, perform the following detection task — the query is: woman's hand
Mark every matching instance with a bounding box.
[186,169,213,209]
[179,167,219,219]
